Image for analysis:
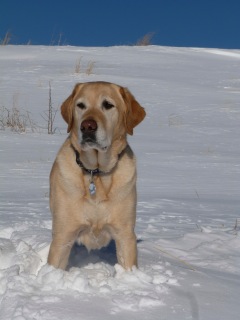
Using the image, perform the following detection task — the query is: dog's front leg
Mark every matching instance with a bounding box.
[115,231,138,270]
[48,231,77,270]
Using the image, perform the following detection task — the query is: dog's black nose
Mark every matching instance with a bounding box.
[80,119,98,133]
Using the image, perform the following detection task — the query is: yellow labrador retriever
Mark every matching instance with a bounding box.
[48,81,146,270]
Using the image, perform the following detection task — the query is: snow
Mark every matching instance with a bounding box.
[0,45,240,319]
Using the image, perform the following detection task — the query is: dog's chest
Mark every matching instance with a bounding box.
[82,174,112,202]
[78,197,113,250]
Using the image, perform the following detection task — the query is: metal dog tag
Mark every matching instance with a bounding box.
[89,171,96,195]
[89,181,96,195]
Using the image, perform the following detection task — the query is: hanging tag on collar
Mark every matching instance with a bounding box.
[89,171,96,195]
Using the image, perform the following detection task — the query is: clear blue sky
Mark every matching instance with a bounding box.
[1,0,240,49]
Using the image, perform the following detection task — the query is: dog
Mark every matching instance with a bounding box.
[47,81,146,270]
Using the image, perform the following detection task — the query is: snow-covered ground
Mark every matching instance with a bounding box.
[0,45,240,319]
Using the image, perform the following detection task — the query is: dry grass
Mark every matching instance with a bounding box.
[135,32,155,46]
[50,32,66,46]
[1,31,11,45]
[75,57,82,73]
[0,106,36,133]
[85,61,95,75]
[74,57,95,75]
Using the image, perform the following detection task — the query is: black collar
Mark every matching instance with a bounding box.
[70,144,127,176]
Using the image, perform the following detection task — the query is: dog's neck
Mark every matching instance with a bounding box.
[70,135,127,173]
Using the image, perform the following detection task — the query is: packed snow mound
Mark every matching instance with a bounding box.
[0,238,41,273]
[0,244,176,316]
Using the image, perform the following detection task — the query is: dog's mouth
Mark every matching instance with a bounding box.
[81,141,108,152]
[81,132,96,144]
[80,136,108,152]
[80,120,109,152]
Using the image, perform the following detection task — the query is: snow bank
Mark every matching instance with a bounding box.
[1,45,240,319]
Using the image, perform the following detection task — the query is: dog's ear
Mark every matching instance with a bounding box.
[120,87,146,135]
[61,83,82,133]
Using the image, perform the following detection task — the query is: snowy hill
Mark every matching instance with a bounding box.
[0,45,240,319]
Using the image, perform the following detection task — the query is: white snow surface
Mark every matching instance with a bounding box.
[0,45,240,319]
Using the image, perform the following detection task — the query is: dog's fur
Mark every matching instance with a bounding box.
[47,81,146,270]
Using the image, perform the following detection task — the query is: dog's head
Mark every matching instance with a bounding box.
[61,82,146,152]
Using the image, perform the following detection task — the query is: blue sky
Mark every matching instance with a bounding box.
[1,0,240,49]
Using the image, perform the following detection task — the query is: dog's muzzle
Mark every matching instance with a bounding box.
[80,119,98,144]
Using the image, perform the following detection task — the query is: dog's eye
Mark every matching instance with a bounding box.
[77,102,86,110]
[102,100,115,110]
